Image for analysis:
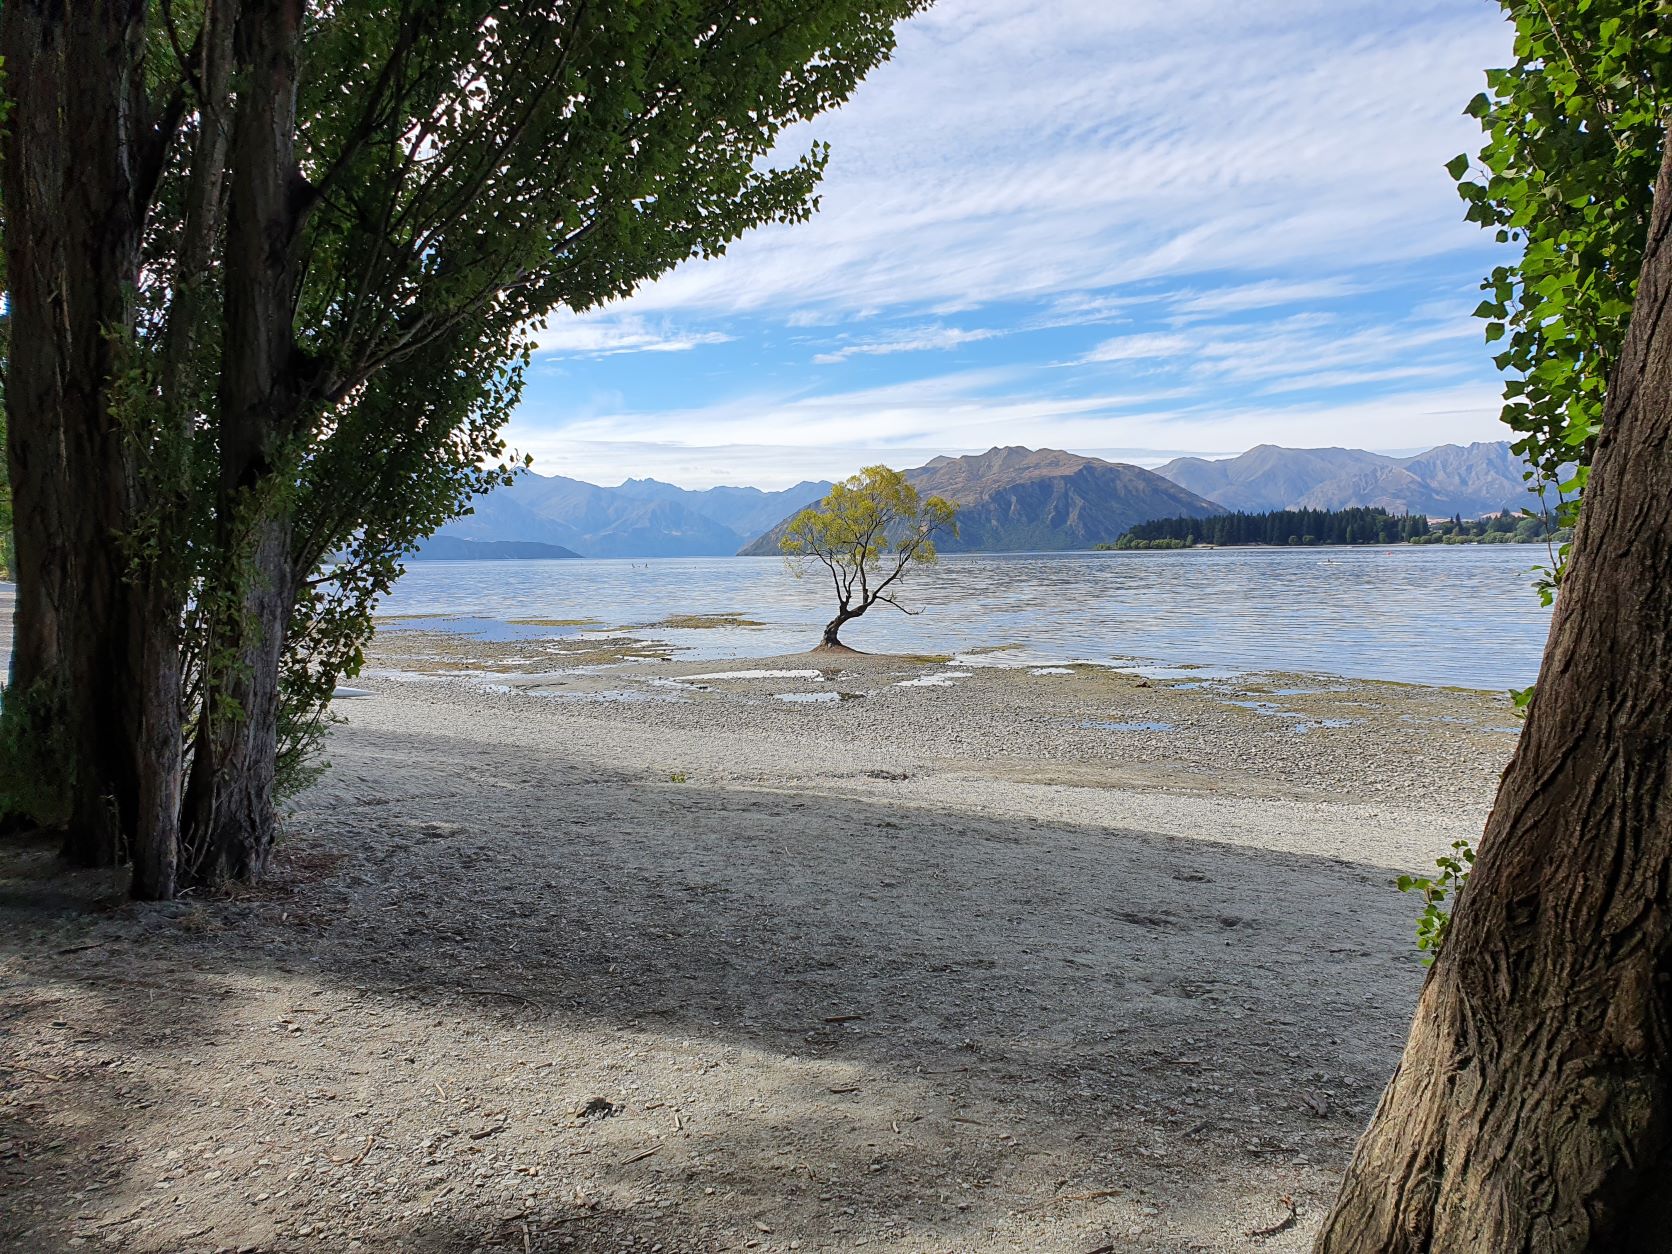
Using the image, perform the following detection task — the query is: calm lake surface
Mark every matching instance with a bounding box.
[379,546,1556,690]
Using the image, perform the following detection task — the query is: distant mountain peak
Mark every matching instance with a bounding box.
[1154,441,1539,518]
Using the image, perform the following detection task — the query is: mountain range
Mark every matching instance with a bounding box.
[739,446,1223,555]
[432,473,834,559]
[1153,441,1539,517]
[427,440,1542,559]
[408,536,580,561]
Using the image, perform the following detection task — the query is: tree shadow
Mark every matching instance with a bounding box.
[0,719,1429,1252]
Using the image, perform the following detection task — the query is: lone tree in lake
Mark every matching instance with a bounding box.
[781,466,957,651]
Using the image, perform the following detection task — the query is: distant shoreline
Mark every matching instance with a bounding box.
[1093,538,1561,551]
[401,539,1560,561]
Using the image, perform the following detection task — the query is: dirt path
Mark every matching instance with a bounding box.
[1,645,1513,1253]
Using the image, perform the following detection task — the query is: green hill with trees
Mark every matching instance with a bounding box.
[1103,506,1566,549]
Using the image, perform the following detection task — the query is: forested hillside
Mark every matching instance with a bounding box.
[1109,506,1563,548]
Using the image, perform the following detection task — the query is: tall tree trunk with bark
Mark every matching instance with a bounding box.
[132,0,238,900]
[1315,134,1672,1253]
[181,0,309,887]
[0,1,174,876]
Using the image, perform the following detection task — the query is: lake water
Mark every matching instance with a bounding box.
[379,546,1557,690]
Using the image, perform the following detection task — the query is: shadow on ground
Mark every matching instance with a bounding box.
[0,721,1422,1253]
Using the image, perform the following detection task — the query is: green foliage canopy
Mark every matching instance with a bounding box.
[160,0,934,782]
[0,1,933,889]
[293,0,916,824]
[1452,0,1672,593]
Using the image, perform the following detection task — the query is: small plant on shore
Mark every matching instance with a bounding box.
[1397,840,1476,962]
[669,771,688,784]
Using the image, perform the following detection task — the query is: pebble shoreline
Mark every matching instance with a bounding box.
[365,625,1519,819]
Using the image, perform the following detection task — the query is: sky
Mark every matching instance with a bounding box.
[503,0,1517,491]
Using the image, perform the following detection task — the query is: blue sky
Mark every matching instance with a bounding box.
[504,0,1516,490]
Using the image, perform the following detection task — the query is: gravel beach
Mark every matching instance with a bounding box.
[0,622,1521,1253]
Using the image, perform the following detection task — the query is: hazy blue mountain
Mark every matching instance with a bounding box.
[740,446,1224,555]
[433,470,834,557]
[1154,441,1541,518]
[613,477,836,539]
[1337,442,1539,516]
[1154,445,1394,513]
[409,536,581,561]
[578,497,751,559]
[432,441,1540,560]
[437,483,590,550]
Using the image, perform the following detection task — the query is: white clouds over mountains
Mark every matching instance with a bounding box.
[512,0,1515,489]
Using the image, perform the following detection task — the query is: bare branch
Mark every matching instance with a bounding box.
[875,593,921,615]
[865,523,940,609]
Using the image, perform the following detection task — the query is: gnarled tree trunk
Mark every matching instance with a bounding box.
[1315,133,1672,1253]
[820,605,864,649]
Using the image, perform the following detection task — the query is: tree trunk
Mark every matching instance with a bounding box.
[182,519,296,884]
[1315,134,1672,1253]
[820,605,863,649]
[0,2,174,872]
[126,577,184,899]
[180,0,308,887]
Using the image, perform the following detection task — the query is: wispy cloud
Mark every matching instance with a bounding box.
[812,324,1002,364]
[610,0,1507,320]
[1168,278,1367,318]
[533,312,732,357]
[1257,363,1463,394]
[504,366,1505,490]
[503,0,1517,487]
[1080,332,1197,364]
[1079,311,1479,387]
[1186,316,1477,387]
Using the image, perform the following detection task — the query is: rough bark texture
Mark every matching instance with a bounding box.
[128,0,238,900]
[1314,135,1672,1254]
[127,582,183,898]
[182,520,297,884]
[0,2,159,870]
[181,0,308,887]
